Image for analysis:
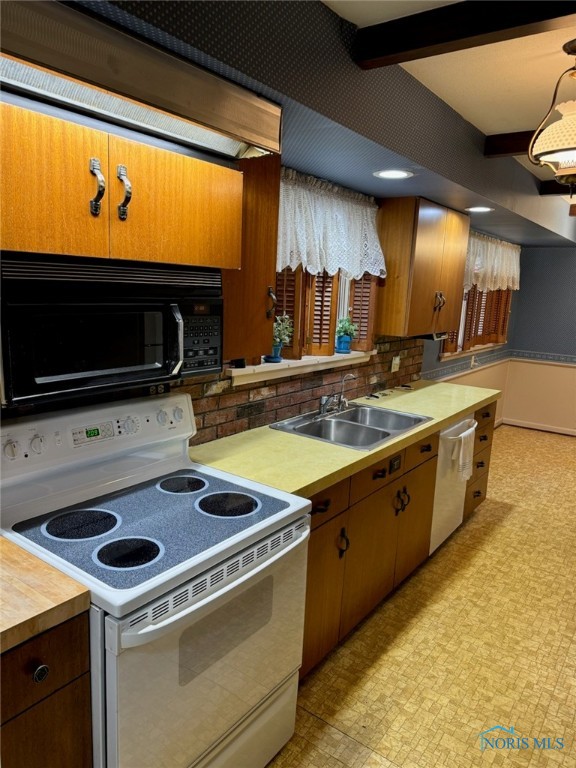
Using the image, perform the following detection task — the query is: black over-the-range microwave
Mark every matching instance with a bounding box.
[0,254,223,412]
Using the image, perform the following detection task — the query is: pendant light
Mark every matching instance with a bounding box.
[528,39,576,193]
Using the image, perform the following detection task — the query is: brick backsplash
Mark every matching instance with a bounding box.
[176,337,423,446]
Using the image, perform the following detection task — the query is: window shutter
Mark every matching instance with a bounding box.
[306,271,339,355]
[275,267,304,359]
[349,274,377,351]
[443,285,512,354]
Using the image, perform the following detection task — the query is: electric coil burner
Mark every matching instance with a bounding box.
[1,393,310,768]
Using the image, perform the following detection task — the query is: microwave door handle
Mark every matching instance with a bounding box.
[170,304,184,375]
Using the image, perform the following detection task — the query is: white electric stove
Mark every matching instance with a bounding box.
[1,393,310,768]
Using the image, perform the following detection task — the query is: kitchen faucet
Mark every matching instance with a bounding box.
[319,373,356,415]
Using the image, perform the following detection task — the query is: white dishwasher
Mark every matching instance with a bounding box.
[429,416,477,554]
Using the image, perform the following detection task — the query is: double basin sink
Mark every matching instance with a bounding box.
[270,404,431,450]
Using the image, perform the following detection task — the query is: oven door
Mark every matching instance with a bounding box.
[101,529,308,768]
[2,301,183,406]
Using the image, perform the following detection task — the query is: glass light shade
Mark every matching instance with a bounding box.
[532,100,576,180]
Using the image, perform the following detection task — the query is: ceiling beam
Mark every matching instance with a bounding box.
[539,179,572,196]
[484,132,534,158]
[353,1,576,69]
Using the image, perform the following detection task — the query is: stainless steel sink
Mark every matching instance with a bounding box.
[270,405,431,450]
[332,406,429,432]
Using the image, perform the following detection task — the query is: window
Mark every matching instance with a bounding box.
[442,230,519,356]
[275,267,378,358]
[443,285,512,354]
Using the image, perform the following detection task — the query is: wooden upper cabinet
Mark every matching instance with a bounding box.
[1,103,243,268]
[222,153,280,363]
[0,102,110,258]
[374,197,470,337]
[108,135,242,267]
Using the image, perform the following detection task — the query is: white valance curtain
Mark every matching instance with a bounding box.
[276,167,386,280]
[464,230,521,292]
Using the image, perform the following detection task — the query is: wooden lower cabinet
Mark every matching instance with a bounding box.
[464,402,497,520]
[301,449,438,677]
[0,613,92,768]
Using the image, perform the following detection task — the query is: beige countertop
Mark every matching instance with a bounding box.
[0,381,499,651]
[0,537,90,652]
[190,380,501,498]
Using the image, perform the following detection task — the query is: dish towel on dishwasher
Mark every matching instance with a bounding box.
[451,423,477,481]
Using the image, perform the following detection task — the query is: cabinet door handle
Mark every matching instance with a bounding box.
[373,468,387,480]
[393,491,404,515]
[420,443,432,453]
[266,286,278,319]
[116,164,132,220]
[89,157,106,216]
[400,486,411,508]
[439,292,446,308]
[32,664,50,684]
[312,499,331,514]
[473,490,483,499]
[481,411,491,418]
[338,527,350,558]
[479,434,488,442]
[476,461,485,468]
[433,291,442,310]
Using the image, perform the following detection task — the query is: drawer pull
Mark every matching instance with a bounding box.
[419,443,432,453]
[481,411,491,418]
[337,527,350,559]
[473,490,483,499]
[479,435,488,442]
[476,461,486,468]
[373,468,387,480]
[312,499,331,514]
[32,664,50,684]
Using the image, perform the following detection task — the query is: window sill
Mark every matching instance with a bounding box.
[440,342,507,361]
[225,350,376,385]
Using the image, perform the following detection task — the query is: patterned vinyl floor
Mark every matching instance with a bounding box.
[268,426,576,768]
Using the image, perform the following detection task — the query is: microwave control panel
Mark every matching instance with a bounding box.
[182,314,222,374]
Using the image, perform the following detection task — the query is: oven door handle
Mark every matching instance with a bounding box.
[170,304,184,376]
[117,531,308,650]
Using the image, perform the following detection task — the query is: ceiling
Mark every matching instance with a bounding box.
[322,1,576,176]
[320,1,576,214]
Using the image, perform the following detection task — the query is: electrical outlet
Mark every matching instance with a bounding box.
[391,355,401,373]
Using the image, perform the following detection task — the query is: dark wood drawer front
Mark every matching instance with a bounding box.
[404,433,439,472]
[1,673,92,768]
[349,451,405,506]
[468,446,492,486]
[464,474,489,520]
[474,402,496,428]
[309,478,350,530]
[1,613,89,724]
[474,425,494,455]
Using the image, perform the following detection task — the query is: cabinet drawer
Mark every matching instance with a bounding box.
[404,433,439,472]
[463,474,489,520]
[1,613,89,724]
[468,446,492,486]
[474,424,494,454]
[474,402,496,429]
[349,451,405,506]
[309,478,350,530]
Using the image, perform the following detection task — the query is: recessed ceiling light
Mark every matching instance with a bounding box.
[373,169,414,179]
[465,206,495,213]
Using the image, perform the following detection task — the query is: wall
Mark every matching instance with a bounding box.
[179,338,424,445]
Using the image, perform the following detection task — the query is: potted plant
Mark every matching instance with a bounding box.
[335,316,358,354]
[267,313,293,362]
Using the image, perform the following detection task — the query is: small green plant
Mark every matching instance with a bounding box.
[336,316,358,339]
[273,313,294,345]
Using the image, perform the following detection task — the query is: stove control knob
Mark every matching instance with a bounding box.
[156,410,169,426]
[172,406,184,423]
[29,434,46,455]
[123,417,138,435]
[3,440,20,460]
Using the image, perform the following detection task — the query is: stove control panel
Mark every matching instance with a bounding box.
[0,394,195,478]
